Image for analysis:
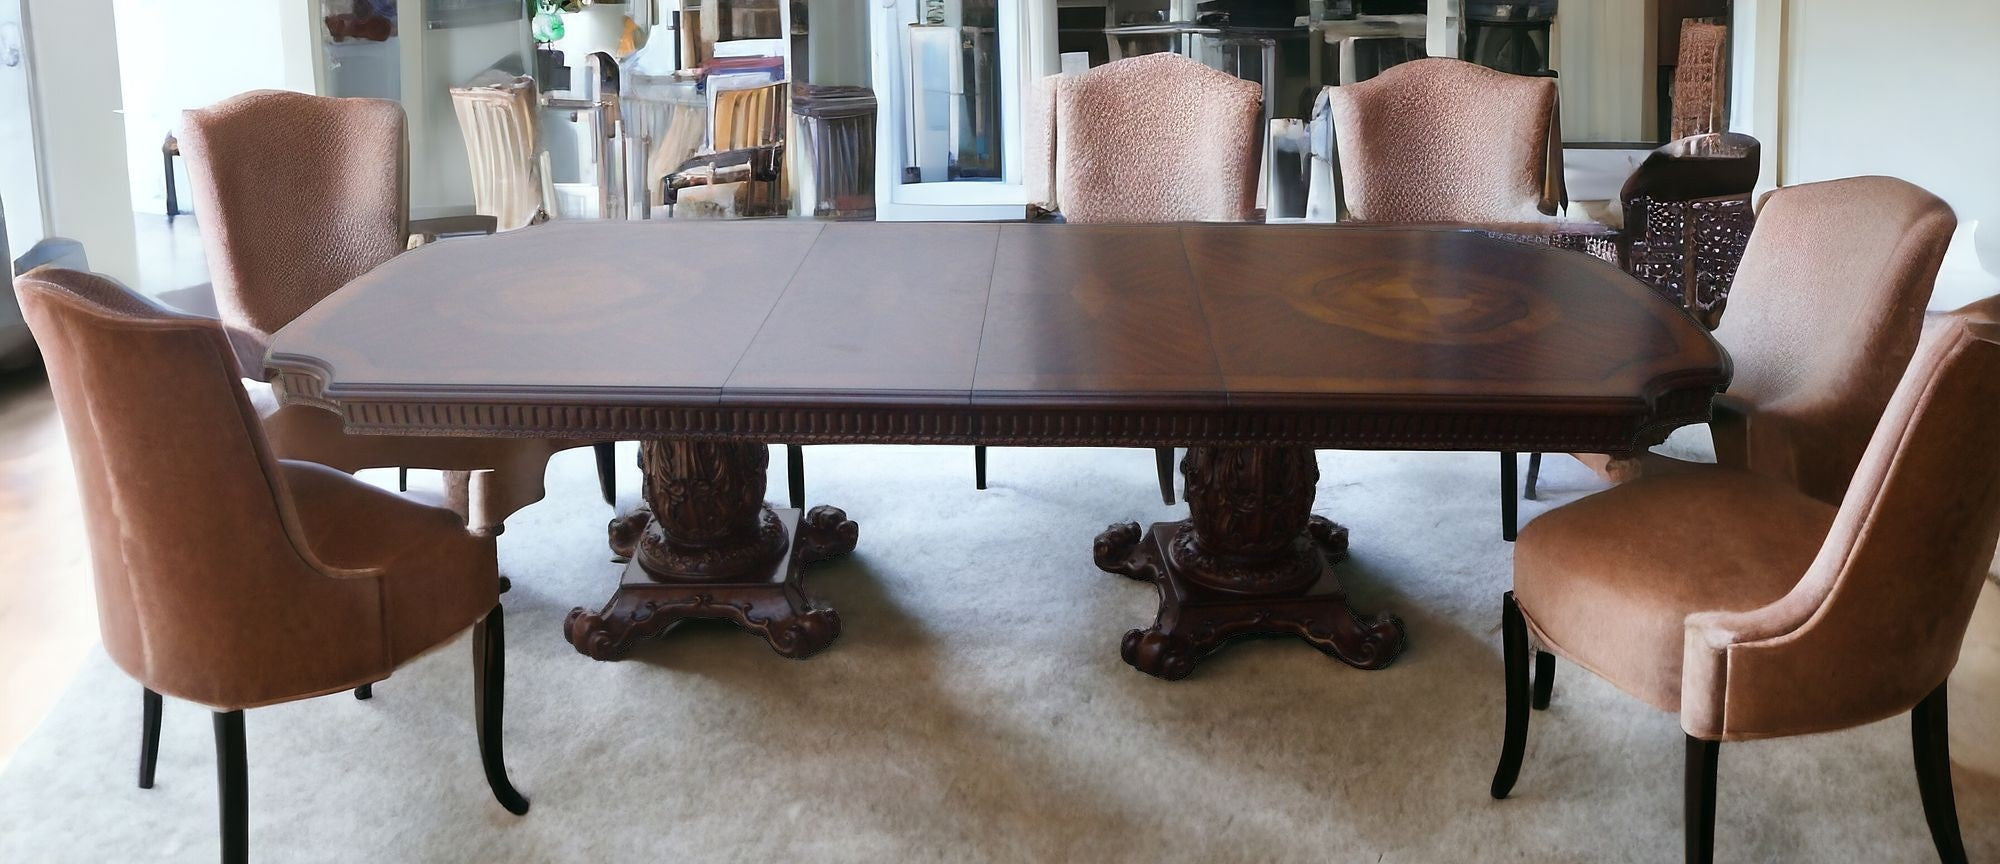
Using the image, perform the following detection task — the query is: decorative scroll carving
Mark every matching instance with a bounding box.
[567,442,858,662]
[1093,446,1404,680]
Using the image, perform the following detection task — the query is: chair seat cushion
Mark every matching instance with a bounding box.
[1514,466,1835,712]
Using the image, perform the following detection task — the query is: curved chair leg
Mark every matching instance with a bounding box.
[1491,591,1532,799]
[974,446,988,491]
[1531,650,1555,710]
[594,442,617,507]
[1523,453,1543,500]
[354,683,373,701]
[787,444,805,510]
[473,603,530,815]
[1912,683,1968,864]
[213,710,247,864]
[1155,447,1176,506]
[1500,452,1520,542]
[139,688,162,789]
[1686,735,1720,864]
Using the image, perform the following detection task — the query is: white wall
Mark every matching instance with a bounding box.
[25,0,136,283]
[1551,0,1653,143]
[113,0,300,212]
[1782,0,2000,308]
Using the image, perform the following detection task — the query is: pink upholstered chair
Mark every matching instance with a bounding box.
[179,90,611,527]
[1322,57,1566,224]
[1319,58,1571,540]
[1026,52,1264,224]
[1013,53,1263,503]
[1522,175,1957,533]
[14,268,528,864]
[1490,307,2000,864]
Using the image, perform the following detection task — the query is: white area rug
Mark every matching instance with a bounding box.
[2,441,1995,862]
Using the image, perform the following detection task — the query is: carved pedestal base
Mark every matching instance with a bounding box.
[1093,447,1406,680]
[565,440,857,661]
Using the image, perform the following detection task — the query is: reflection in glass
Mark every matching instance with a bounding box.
[903,0,1002,183]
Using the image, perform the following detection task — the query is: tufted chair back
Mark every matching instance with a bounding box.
[1323,58,1563,223]
[1710,176,1956,504]
[180,90,409,363]
[1026,53,1263,224]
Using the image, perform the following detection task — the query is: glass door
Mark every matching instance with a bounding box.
[869,0,1028,220]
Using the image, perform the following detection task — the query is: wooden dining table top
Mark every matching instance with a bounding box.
[266,220,1731,453]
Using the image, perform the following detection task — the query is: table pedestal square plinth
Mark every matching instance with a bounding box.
[1093,447,1406,680]
[564,441,857,661]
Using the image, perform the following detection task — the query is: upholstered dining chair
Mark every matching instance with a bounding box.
[1321,57,1567,225]
[1489,307,2000,864]
[1318,57,1571,538]
[991,51,1263,505]
[179,89,613,523]
[1528,176,1957,516]
[15,268,529,864]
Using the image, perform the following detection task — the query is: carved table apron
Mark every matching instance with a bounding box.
[266,221,1730,679]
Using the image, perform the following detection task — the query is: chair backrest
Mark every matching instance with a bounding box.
[712,81,788,152]
[1705,312,2000,735]
[1325,57,1563,223]
[180,90,408,361]
[1670,22,1728,141]
[1029,53,1263,224]
[450,75,546,232]
[1713,176,1956,503]
[13,268,381,707]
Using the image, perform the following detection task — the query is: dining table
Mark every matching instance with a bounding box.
[265,219,1730,680]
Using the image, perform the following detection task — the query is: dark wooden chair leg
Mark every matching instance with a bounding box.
[354,683,373,700]
[1686,735,1720,864]
[139,688,162,789]
[397,467,409,493]
[1154,447,1176,506]
[213,710,248,864]
[974,446,988,491]
[1531,650,1555,710]
[1491,591,1532,799]
[474,603,530,815]
[1912,683,1968,864]
[1500,452,1520,542]
[594,442,617,506]
[1524,453,1543,500]
[787,444,805,510]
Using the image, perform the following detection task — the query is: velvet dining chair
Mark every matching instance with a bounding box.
[1490,307,2000,864]
[1317,57,1572,539]
[15,269,529,864]
[1538,176,1956,516]
[178,89,616,525]
[977,51,1264,506]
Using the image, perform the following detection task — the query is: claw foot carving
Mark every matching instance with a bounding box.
[795,505,859,563]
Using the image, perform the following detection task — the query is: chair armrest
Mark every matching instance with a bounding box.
[409,214,499,246]
[661,144,785,204]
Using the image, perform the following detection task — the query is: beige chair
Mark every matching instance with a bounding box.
[1008,53,1265,504]
[1321,57,1567,223]
[663,81,789,218]
[450,73,555,232]
[14,268,528,864]
[1491,306,2000,864]
[179,90,601,528]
